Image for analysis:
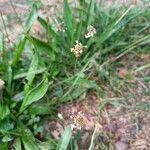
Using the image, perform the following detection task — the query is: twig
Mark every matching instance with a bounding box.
[0,10,12,45]
[134,77,148,91]
[9,0,24,30]
[134,63,150,73]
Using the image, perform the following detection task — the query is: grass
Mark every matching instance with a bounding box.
[0,0,150,149]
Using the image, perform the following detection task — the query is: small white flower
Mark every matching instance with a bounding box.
[71,111,86,130]
[57,113,64,120]
[70,40,87,57]
[85,25,96,38]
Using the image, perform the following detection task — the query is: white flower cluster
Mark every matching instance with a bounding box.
[71,25,96,57]
[71,40,87,58]
[85,25,96,38]
[70,111,85,130]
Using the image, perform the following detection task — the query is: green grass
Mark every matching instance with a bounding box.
[0,0,150,149]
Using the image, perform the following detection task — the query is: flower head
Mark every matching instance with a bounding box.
[70,111,86,130]
[85,25,96,38]
[71,40,87,57]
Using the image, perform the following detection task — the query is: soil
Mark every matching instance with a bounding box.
[52,54,150,149]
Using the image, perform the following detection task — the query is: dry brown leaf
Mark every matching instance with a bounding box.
[51,123,64,140]
[131,139,148,150]
[118,68,129,78]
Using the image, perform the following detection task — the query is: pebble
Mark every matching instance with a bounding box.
[115,141,128,150]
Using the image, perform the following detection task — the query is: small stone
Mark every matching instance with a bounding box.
[115,141,128,150]
[107,123,117,133]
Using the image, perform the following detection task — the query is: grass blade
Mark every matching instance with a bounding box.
[89,126,97,150]
[25,4,38,31]
[37,16,57,37]
[86,0,95,26]
[21,128,39,150]
[12,36,27,67]
[0,102,10,120]
[28,36,55,61]
[57,125,72,150]
[12,4,38,67]
[0,33,3,62]
[15,138,22,150]
[64,0,75,44]
[25,51,39,93]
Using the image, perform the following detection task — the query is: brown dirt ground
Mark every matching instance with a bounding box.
[49,54,150,149]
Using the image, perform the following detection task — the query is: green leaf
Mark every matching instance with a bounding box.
[61,78,99,102]
[25,51,39,93]
[28,36,56,61]
[12,4,38,67]
[37,17,56,37]
[78,0,87,7]
[20,78,49,113]
[22,137,39,150]
[57,125,72,150]
[28,104,52,115]
[13,67,46,80]
[25,4,38,31]
[29,36,52,52]
[86,0,95,26]
[0,143,9,150]
[0,119,14,132]
[0,33,3,51]
[0,102,10,120]
[21,128,40,150]
[38,141,56,150]
[64,0,73,31]
[94,6,145,51]
[27,0,43,9]
[64,0,75,43]
[12,36,27,67]
[0,33,3,62]
[15,138,22,150]
[2,136,13,142]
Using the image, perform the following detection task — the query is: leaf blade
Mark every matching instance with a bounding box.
[20,78,49,113]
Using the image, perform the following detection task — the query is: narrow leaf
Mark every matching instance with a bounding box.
[64,0,75,43]
[12,4,38,67]
[29,36,55,61]
[25,4,38,31]
[25,51,39,93]
[21,129,39,150]
[89,126,97,150]
[20,78,49,113]
[0,33,3,62]
[15,138,22,150]
[12,36,27,67]
[57,125,72,150]
[37,16,56,37]
[38,141,56,150]
[86,0,95,26]
[0,102,10,120]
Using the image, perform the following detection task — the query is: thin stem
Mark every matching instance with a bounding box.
[0,10,12,45]
[9,0,25,30]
